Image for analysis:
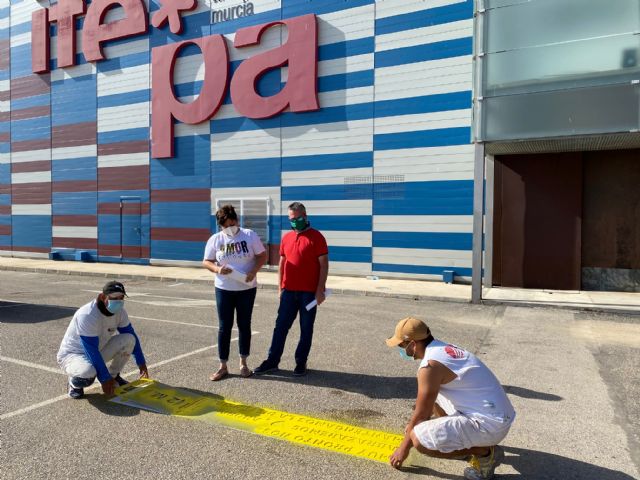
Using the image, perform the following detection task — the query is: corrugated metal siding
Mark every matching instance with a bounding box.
[5,0,475,279]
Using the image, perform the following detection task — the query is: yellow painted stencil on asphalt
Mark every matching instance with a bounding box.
[111,379,403,463]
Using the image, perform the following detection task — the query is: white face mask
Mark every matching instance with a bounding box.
[222,225,239,237]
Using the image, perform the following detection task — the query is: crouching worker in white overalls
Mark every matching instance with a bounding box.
[57,281,149,399]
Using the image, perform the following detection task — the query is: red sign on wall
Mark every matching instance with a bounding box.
[31,0,319,158]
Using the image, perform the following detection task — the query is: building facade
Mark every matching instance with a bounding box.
[0,0,475,281]
[475,0,640,292]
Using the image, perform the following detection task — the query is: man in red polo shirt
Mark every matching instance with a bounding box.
[254,202,329,376]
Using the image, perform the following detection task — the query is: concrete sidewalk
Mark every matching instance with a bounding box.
[0,256,638,314]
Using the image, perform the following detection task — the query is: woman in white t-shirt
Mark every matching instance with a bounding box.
[203,204,267,381]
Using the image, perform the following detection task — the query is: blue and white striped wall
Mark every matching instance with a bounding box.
[3,0,474,281]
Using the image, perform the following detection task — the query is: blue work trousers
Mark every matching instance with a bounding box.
[267,289,317,365]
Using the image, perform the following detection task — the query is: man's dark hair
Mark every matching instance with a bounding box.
[215,204,238,226]
[288,202,306,214]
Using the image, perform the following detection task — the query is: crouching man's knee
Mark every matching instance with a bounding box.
[409,429,438,456]
[115,332,136,353]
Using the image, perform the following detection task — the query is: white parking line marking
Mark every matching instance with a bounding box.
[130,315,217,329]
[0,335,247,420]
[0,356,66,375]
[168,283,184,287]
[129,315,259,335]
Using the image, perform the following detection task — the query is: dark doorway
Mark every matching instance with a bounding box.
[581,150,640,291]
[493,153,583,290]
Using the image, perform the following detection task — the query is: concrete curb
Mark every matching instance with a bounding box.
[481,298,640,316]
[3,264,637,313]
[0,264,471,304]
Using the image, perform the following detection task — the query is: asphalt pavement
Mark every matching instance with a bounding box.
[1,267,639,480]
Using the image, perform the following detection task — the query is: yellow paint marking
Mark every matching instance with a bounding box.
[111,379,403,463]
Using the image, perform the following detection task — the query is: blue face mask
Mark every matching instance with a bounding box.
[106,299,124,314]
[398,345,414,361]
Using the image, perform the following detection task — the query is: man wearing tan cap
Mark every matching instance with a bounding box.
[386,317,515,480]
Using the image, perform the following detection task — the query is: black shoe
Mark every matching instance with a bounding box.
[253,360,278,375]
[68,382,84,399]
[293,362,307,376]
[114,375,129,386]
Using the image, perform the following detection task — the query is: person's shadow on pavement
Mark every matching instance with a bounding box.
[250,369,416,399]
[401,446,637,479]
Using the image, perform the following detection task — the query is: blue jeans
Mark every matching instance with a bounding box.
[215,287,257,361]
[267,289,317,365]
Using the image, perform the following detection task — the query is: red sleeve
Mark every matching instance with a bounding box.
[279,233,288,257]
[314,231,328,256]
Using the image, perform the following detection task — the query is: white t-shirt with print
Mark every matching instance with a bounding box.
[203,228,266,291]
[420,339,515,423]
[57,299,130,362]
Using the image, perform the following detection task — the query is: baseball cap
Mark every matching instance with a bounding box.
[385,317,430,347]
[103,281,128,297]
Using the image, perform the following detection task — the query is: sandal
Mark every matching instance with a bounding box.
[239,366,253,378]
[209,368,228,381]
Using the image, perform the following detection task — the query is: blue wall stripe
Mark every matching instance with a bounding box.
[212,158,281,188]
[11,116,51,141]
[211,102,372,133]
[318,37,374,62]
[151,135,211,189]
[328,245,371,263]
[10,44,33,78]
[373,232,472,251]
[373,180,473,216]
[375,37,472,69]
[11,94,50,110]
[282,152,372,172]
[375,1,473,36]
[317,70,374,93]
[11,216,52,248]
[52,158,97,182]
[98,127,149,144]
[151,202,211,229]
[53,192,98,215]
[98,89,150,109]
[151,240,207,261]
[374,126,471,150]
[375,91,471,117]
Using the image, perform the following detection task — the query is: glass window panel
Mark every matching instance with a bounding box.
[484,33,640,95]
[481,83,640,141]
[485,0,640,53]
